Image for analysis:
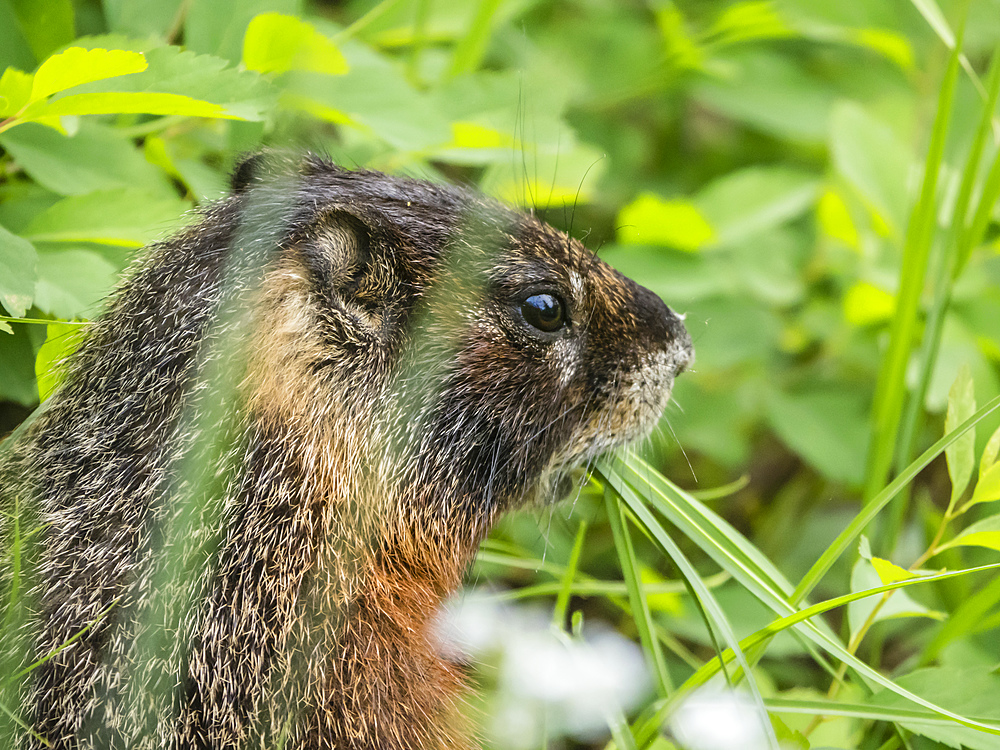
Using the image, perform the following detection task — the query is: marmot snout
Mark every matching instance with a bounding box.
[1,154,692,749]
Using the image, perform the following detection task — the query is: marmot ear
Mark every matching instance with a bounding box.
[297,209,395,336]
[230,152,266,193]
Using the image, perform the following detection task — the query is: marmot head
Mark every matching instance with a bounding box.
[237,155,693,540]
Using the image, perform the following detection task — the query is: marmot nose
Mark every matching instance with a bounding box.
[664,305,694,374]
[635,284,694,374]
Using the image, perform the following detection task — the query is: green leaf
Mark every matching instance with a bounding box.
[243,13,348,76]
[0,325,40,405]
[870,666,1000,750]
[696,166,818,247]
[617,194,715,251]
[766,385,870,485]
[694,51,836,143]
[30,47,148,102]
[795,395,1000,601]
[980,425,1000,479]
[186,0,301,64]
[0,223,37,317]
[285,42,450,151]
[35,321,79,401]
[965,457,1000,512]
[704,1,794,46]
[22,189,187,247]
[830,100,911,238]
[20,91,232,123]
[946,364,977,510]
[32,247,119,319]
[0,121,175,196]
[940,514,1000,553]
[38,45,274,122]
[0,0,39,71]
[10,0,74,61]
[103,0,183,37]
[847,558,942,642]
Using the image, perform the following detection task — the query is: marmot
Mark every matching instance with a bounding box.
[0,154,693,749]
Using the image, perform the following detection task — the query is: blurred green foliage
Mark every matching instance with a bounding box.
[3,0,1000,748]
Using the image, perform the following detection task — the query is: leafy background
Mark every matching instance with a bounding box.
[3,0,1000,748]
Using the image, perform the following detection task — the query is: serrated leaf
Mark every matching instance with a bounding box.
[617,194,714,251]
[30,47,147,102]
[19,91,233,123]
[946,365,976,509]
[243,13,347,76]
[40,45,274,122]
[848,558,943,642]
[22,189,187,247]
[0,67,32,117]
[35,321,80,401]
[0,223,37,317]
[942,514,1000,553]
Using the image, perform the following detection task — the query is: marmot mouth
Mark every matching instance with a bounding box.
[525,339,691,507]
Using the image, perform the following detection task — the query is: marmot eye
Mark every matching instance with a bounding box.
[520,293,566,333]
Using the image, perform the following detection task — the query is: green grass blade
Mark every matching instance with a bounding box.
[604,473,781,750]
[447,0,503,78]
[795,394,1000,603]
[891,47,1000,523]
[600,454,838,673]
[551,518,588,631]
[952,43,1000,276]
[685,564,1000,690]
[634,564,1000,743]
[765,697,1000,727]
[604,489,672,697]
[863,19,965,503]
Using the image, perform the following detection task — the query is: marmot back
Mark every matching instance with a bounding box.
[0,155,693,749]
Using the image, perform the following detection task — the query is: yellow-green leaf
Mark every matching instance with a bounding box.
[35,322,81,402]
[20,92,230,124]
[243,13,348,76]
[817,188,858,248]
[0,68,33,118]
[964,461,1000,513]
[870,557,915,585]
[941,514,1000,553]
[843,281,895,326]
[618,193,715,251]
[639,567,683,615]
[30,48,147,102]
[450,121,511,150]
[981,424,1000,478]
